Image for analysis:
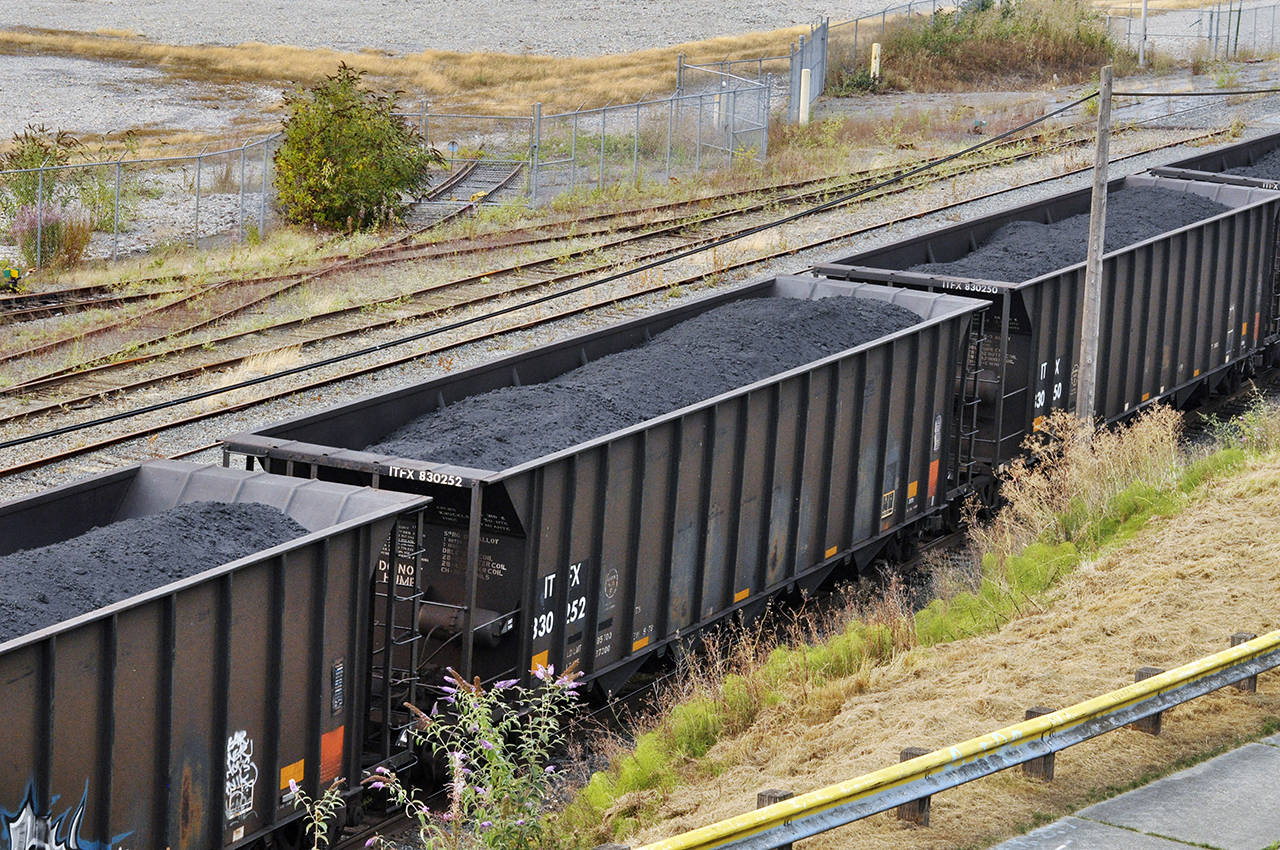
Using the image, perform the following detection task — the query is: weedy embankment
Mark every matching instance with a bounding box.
[553,401,1280,849]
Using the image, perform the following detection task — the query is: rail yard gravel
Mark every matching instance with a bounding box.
[0,501,307,641]
[369,295,918,469]
[908,185,1229,282]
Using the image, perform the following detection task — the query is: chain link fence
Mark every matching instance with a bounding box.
[1108,1,1280,60]
[0,135,281,270]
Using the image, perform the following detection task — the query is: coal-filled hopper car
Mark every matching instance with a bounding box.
[223,275,988,697]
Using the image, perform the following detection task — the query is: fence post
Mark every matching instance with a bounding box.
[1021,707,1057,780]
[571,110,579,193]
[599,107,607,189]
[632,101,640,184]
[665,94,674,183]
[193,147,204,248]
[530,101,542,206]
[36,162,45,270]
[696,93,703,173]
[238,142,247,243]
[677,52,685,94]
[757,790,794,849]
[762,72,772,160]
[260,137,269,236]
[1131,667,1166,735]
[421,98,428,143]
[896,748,932,824]
[113,157,122,261]
[1232,633,1259,692]
[727,86,736,166]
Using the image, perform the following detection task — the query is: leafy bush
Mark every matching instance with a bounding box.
[274,63,441,230]
[9,204,92,269]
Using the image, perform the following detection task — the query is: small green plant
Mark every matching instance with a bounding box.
[365,664,581,849]
[74,131,142,232]
[287,777,347,849]
[274,62,443,230]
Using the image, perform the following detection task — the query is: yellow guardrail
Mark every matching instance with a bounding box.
[638,629,1280,850]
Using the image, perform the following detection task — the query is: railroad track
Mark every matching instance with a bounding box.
[0,122,1141,412]
[0,120,1103,387]
[0,126,1233,479]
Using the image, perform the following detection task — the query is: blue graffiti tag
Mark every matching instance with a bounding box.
[1,783,128,850]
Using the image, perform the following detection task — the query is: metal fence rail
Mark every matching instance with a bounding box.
[631,629,1280,850]
[0,134,281,268]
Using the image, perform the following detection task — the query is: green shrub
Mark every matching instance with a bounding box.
[274,63,442,230]
[1,125,80,219]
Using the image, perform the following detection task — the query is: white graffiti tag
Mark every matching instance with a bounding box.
[224,731,259,821]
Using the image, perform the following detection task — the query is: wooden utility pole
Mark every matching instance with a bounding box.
[1076,65,1112,423]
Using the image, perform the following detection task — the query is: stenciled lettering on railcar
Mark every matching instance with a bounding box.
[383,465,465,487]
[225,730,260,822]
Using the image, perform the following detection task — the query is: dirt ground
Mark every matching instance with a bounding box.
[626,457,1280,849]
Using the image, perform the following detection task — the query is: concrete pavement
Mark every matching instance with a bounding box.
[994,734,1280,850]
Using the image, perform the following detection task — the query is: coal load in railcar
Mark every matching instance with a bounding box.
[1151,128,1280,190]
[223,275,988,696]
[816,173,1280,468]
[0,460,429,850]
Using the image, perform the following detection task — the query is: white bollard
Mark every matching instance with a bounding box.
[871,42,882,81]
[799,68,812,125]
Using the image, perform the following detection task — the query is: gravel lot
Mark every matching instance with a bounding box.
[2,1,870,56]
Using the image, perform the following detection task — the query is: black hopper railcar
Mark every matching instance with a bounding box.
[0,461,429,850]
[223,275,988,699]
[815,173,1280,471]
[1151,127,1280,191]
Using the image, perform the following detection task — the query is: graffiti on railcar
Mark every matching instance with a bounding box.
[2,784,123,850]
[224,730,259,822]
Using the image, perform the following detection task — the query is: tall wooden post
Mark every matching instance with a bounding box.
[1076,65,1112,423]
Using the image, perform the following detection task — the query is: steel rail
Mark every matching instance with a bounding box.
[0,130,1068,400]
[636,630,1280,850]
[0,125,1227,473]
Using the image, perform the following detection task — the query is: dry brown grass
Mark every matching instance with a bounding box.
[196,345,302,410]
[0,26,804,120]
[972,407,1181,561]
[625,454,1280,849]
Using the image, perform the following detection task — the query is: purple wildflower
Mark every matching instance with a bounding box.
[365,839,377,848]
[494,678,519,689]
[480,739,494,750]
[374,766,390,775]
[544,765,556,774]
[370,781,385,790]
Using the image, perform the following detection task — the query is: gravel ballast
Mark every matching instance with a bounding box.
[1225,147,1280,179]
[908,185,1230,282]
[0,501,308,642]
[368,295,919,470]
